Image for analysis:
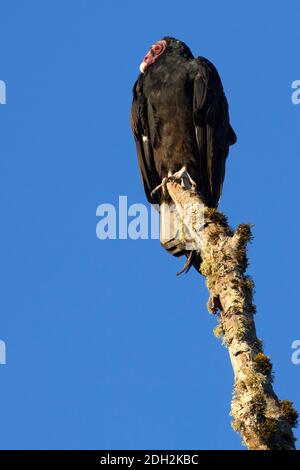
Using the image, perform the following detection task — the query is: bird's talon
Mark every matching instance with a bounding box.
[151,177,168,197]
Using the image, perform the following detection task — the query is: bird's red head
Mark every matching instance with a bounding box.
[140,40,167,73]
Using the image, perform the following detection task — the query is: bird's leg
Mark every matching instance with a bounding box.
[151,177,169,197]
[183,172,197,192]
[168,166,197,191]
[151,167,198,197]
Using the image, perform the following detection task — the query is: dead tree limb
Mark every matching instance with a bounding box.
[166,181,298,450]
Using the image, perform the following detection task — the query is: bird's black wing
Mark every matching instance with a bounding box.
[130,78,160,204]
[193,57,236,207]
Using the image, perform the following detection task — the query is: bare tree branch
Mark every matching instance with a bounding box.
[165,181,298,450]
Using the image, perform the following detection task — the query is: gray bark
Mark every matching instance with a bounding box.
[165,181,298,450]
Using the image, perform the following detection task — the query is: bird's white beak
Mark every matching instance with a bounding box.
[139,61,148,74]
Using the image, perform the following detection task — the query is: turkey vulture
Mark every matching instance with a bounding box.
[130,37,236,270]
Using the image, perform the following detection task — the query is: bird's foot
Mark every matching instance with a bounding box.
[151,167,198,197]
[151,177,169,197]
[167,167,198,191]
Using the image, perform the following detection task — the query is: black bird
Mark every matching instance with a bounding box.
[130,37,236,270]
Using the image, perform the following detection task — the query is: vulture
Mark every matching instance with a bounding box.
[130,37,236,272]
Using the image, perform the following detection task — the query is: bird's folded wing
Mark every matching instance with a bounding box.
[193,57,236,207]
[130,79,160,204]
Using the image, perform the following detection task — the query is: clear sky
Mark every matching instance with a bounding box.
[0,0,299,450]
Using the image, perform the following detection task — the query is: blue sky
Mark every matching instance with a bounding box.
[0,0,299,450]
